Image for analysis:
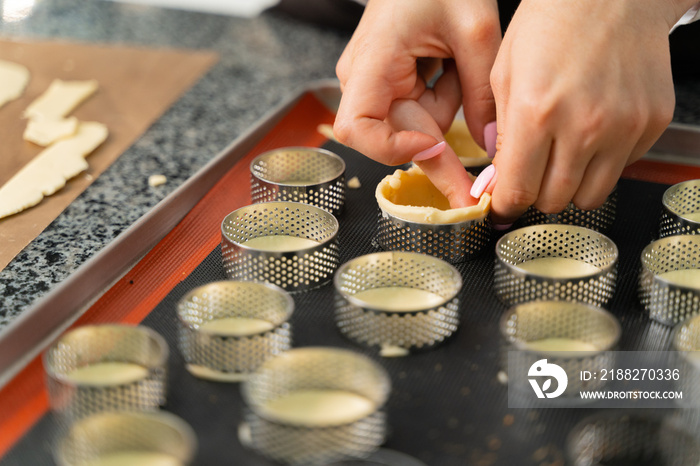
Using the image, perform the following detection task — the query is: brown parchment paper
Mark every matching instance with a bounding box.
[0,39,218,270]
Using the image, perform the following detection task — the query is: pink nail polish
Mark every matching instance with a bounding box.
[484,121,497,158]
[412,141,446,162]
[470,164,496,198]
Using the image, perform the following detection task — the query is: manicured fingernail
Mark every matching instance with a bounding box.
[484,121,497,158]
[470,164,496,198]
[412,141,446,162]
[494,223,513,231]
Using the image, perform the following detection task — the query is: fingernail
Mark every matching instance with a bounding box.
[412,141,446,162]
[484,121,497,158]
[470,164,496,198]
[494,223,513,231]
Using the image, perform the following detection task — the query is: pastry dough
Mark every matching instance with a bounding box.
[376,165,490,224]
[347,176,361,189]
[64,362,148,386]
[23,116,79,146]
[24,79,98,119]
[352,287,445,312]
[241,235,320,251]
[379,345,410,358]
[658,269,700,288]
[199,317,275,336]
[317,123,337,142]
[681,211,700,222]
[260,389,375,426]
[0,59,30,109]
[525,337,597,352]
[0,122,108,219]
[186,364,250,382]
[444,119,490,168]
[517,257,601,278]
[148,174,167,187]
[82,452,182,466]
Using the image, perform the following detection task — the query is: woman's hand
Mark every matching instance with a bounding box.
[334,0,501,208]
[484,0,680,225]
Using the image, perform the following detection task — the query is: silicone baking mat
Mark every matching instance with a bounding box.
[2,88,700,465]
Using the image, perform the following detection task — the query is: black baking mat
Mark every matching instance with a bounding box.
[2,141,675,466]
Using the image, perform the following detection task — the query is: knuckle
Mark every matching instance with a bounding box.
[332,119,353,146]
[651,98,675,130]
[466,15,500,44]
[503,187,538,211]
[572,195,605,212]
[515,94,555,128]
[489,67,507,97]
[534,198,569,215]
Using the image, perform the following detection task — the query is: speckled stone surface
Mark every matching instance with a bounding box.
[0,0,352,328]
[1,0,700,331]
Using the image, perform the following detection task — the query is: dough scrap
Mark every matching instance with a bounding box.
[0,59,30,109]
[317,123,337,142]
[0,122,108,219]
[376,165,490,224]
[347,176,361,189]
[23,116,79,146]
[24,79,98,119]
[148,174,167,187]
[444,119,491,167]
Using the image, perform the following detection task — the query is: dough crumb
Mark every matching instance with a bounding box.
[380,345,409,358]
[237,422,252,448]
[497,371,508,385]
[317,123,337,142]
[148,174,167,187]
[487,436,502,451]
[347,176,361,189]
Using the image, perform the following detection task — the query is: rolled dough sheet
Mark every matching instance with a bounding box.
[241,235,320,251]
[681,211,700,222]
[84,452,182,466]
[23,79,98,119]
[199,317,275,337]
[0,121,108,219]
[352,287,445,312]
[524,337,598,352]
[260,389,376,426]
[0,59,30,109]
[64,361,148,386]
[658,268,700,288]
[517,257,601,278]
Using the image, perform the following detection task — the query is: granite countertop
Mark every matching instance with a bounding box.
[0,0,353,329]
[1,0,700,332]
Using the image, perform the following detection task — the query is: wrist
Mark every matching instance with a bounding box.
[671,1,700,31]
[670,0,700,23]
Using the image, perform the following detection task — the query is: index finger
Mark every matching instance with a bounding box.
[387,99,477,208]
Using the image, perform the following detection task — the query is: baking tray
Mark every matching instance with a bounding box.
[1,80,700,465]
